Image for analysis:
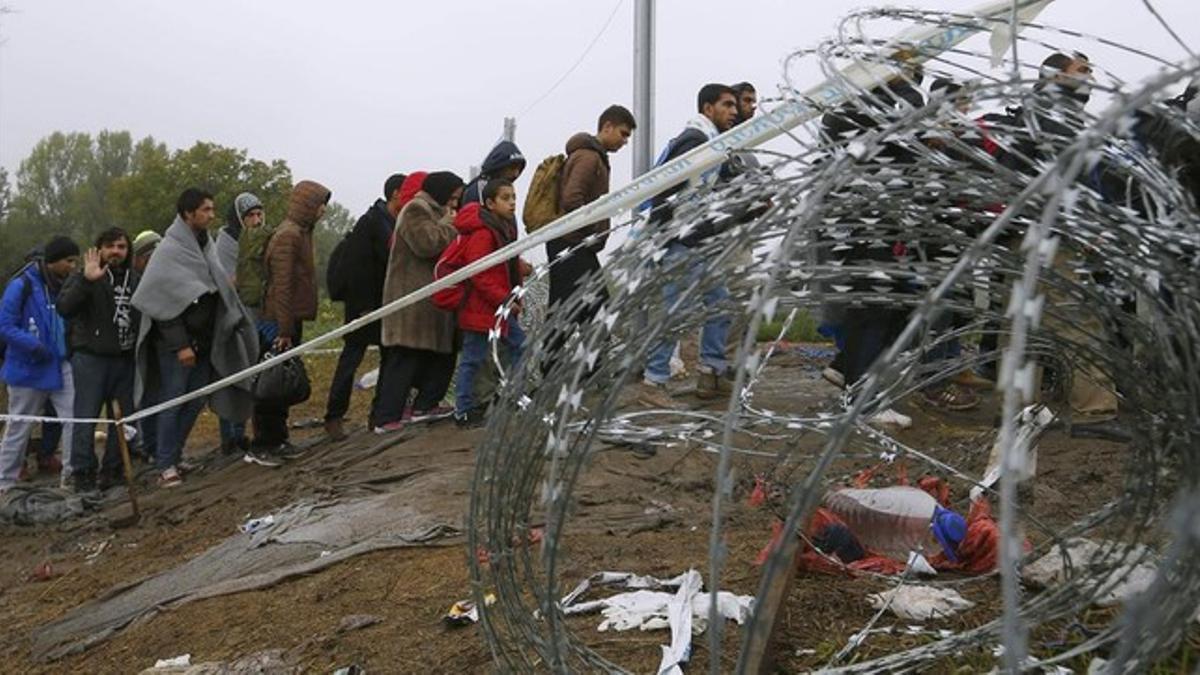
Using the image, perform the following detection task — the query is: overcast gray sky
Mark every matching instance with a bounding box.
[0,0,1197,220]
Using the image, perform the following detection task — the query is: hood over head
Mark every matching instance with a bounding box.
[398,171,428,207]
[479,140,526,177]
[285,180,331,229]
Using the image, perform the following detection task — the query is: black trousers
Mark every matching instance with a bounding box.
[324,338,378,422]
[253,322,302,447]
[840,307,907,392]
[544,240,608,374]
[371,346,456,427]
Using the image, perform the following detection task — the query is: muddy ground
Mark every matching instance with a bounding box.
[0,346,1192,674]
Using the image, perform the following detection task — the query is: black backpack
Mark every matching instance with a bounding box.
[325,233,352,302]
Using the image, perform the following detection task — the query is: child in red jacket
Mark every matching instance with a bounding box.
[452,178,527,427]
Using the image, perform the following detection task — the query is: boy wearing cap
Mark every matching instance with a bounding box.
[0,235,80,491]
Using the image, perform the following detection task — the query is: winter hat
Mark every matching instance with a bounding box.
[43,236,80,263]
[132,230,162,256]
[930,505,968,562]
[234,192,264,219]
[422,171,465,207]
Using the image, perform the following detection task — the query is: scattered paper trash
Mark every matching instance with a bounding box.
[333,665,366,675]
[356,368,379,390]
[867,585,974,621]
[444,593,495,627]
[153,654,191,668]
[906,552,937,576]
[1023,538,1159,607]
[239,514,275,534]
[559,569,755,675]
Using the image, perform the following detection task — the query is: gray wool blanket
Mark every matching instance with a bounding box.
[131,216,259,422]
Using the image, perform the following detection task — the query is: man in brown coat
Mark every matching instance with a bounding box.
[252,180,330,455]
[374,171,464,432]
[544,105,636,368]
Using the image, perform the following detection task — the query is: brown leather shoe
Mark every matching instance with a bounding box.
[324,418,348,441]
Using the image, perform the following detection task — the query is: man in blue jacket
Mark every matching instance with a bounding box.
[0,236,80,492]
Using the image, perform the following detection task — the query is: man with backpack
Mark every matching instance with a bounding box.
[544,105,636,328]
[322,173,406,441]
[56,228,140,492]
[0,236,80,492]
[638,84,740,408]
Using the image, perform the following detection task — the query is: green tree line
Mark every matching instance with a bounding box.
[0,130,354,290]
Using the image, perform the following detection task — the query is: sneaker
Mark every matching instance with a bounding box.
[158,467,183,488]
[953,369,995,390]
[410,405,455,423]
[37,456,63,474]
[821,367,846,388]
[373,420,406,435]
[696,368,734,400]
[635,380,684,410]
[242,450,282,468]
[273,442,303,459]
[868,408,913,429]
[454,408,488,429]
[324,418,348,441]
[177,459,200,474]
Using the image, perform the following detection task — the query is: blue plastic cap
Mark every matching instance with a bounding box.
[931,506,967,562]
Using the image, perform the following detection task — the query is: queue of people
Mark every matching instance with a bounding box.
[4,56,1188,493]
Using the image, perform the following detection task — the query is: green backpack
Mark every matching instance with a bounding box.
[521,154,567,233]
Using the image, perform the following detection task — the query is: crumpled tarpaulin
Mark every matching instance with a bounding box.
[32,476,462,662]
[0,486,102,526]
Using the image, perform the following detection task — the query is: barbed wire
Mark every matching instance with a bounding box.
[468,5,1200,673]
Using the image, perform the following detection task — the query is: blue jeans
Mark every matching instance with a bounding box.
[154,346,211,471]
[645,244,731,384]
[455,322,526,416]
[69,351,134,478]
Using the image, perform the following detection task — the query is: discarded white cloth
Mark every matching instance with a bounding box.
[1023,538,1159,607]
[867,585,974,621]
[559,569,755,675]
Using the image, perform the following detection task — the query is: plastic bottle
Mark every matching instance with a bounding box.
[822,486,943,562]
[27,317,39,338]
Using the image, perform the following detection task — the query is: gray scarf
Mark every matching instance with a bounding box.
[132,216,259,422]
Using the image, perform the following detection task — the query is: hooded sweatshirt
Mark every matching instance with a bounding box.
[556,133,612,247]
[462,141,526,205]
[217,192,264,280]
[263,180,331,335]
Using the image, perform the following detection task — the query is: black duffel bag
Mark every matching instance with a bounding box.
[252,349,311,407]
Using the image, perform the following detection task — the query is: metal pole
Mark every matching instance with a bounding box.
[632,0,655,177]
[503,116,517,143]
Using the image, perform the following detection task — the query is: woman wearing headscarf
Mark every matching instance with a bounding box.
[373,172,464,432]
